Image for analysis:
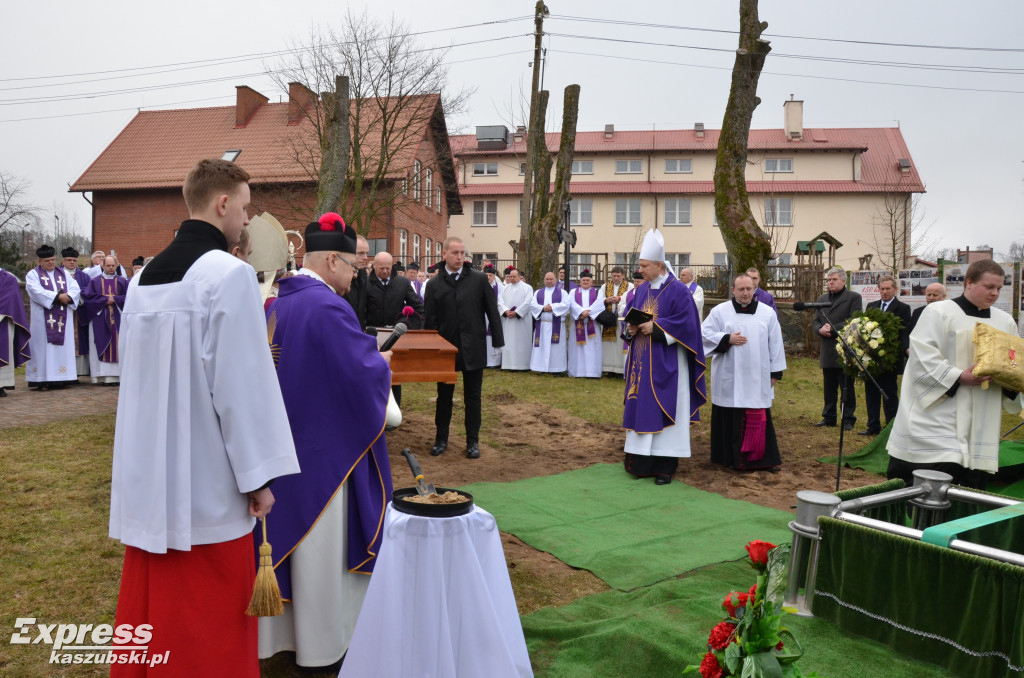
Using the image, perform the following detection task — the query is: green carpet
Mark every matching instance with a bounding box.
[522,559,953,678]
[461,463,793,591]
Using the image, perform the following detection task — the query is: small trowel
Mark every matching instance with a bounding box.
[401,448,436,497]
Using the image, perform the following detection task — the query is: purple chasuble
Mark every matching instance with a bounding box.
[0,270,31,368]
[33,266,69,345]
[260,275,393,599]
[82,276,127,363]
[534,286,563,346]
[622,272,707,434]
[621,288,637,351]
[67,268,92,356]
[574,287,598,344]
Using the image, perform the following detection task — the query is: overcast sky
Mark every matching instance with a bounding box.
[3,0,1022,259]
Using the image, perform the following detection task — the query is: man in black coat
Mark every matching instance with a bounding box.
[366,251,424,330]
[343,235,371,329]
[424,237,504,459]
[811,267,863,430]
[860,274,912,436]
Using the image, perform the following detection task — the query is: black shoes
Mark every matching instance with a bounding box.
[430,439,448,456]
[857,429,880,436]
[814,420,836,427]
[655,474,672,485]
[842,422,855,431]
[466,443,480,459]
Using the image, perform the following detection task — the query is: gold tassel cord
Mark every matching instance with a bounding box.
[246,517,284,617]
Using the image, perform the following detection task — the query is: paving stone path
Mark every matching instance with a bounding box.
[0,371,119,429]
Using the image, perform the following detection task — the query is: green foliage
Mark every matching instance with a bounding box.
[836,308,903,380]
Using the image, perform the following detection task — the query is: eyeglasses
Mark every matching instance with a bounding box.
[333,253,358,269]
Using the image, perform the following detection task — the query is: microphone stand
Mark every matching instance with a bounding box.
[817,307,891,492]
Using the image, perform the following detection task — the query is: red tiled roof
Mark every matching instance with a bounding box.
[71,94,443,192]
[450,126,924,193]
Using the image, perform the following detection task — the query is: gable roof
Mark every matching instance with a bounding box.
[70,92,463,213]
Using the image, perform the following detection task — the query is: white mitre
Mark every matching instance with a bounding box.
[639,228,674,275]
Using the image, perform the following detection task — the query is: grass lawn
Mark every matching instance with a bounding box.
[1,357,1020,676]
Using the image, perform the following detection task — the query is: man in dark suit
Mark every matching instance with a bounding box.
[424,237,504,459]
[366,251,424,329]
[343,235,371,329]
[811,267,863,431]
[860,274,912,435]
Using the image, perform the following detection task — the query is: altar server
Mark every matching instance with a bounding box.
[109,158,300,678]
[259,216,393,669]
[568,269,604,378]
[498,267,533,371]
[887,259,1022,489]
[0,267,30,396]
[622,230,706,485]
[25,245,80,390]
[530,271,570,374]
[484,265,504,367]
[702,273,786,471]
[81,255,127,385]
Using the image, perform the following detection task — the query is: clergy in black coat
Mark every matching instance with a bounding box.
[424,238,504,458]
[811,268,863,429]
[860,275,912,435]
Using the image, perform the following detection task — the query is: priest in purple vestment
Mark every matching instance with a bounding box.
[746,267,778,315]
[62,247,93,376]
[0,267,31,396]
[81,256,128,385]
[622,229,706,485]
[258,215,394,668]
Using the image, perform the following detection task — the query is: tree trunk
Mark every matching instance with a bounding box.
[538,84,580,277]
[315,75,350,217]
[714,0,772,280]
[520,89,549,287]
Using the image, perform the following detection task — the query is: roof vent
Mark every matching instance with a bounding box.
[694,122,704,139]
[604,124,614,140]
[475,125,509,150]
[898,158,912,173]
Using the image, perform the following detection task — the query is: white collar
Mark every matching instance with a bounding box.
[297,267,336,294]
[446,266,461,277]
[650,272,668,289]
[102,273,117,280]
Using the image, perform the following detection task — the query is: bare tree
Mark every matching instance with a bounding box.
[0,171,38,233]
[267,10,473,235]
[869,189,928,272]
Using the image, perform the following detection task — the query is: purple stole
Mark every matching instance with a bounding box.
[0,271,31,368]
[67,268,92,356]
[622,273,707,433]
[83,276,127,363]
[413,280,424,298]
[534,286,562,347]
[34,266,69,345]
[574,287,598,344]
[684,281,698,295]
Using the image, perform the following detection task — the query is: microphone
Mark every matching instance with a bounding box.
[379,322,408,352]
[364,325,378,336]
[793,301,831,311]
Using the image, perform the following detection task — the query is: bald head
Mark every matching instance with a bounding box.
[679,267,694,284]
[925,282,947,304]
[373,252,393,281]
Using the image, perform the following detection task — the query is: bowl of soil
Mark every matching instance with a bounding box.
[392,487,475,517]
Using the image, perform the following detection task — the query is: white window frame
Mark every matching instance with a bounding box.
[666,253,691,268]
[472,200,498,227]
[413,233,420,261]
[664,198,691,226]
[714,252,729,266]
[568,199,593,226]
[435,242,442,260]
[413,160,421,200]
[473,162,498,176]
[424,238,432,265]
[399,229,408,260]
[765,158,793,173]
[436,187,442,214]
[519,162,526,175]
[614,198,642,226]
[615,159,643,174]
[764,198,793,226]
[614,252,638,271]
[665,158,692,174]
[425,168,433,207]
[571,160,594,175]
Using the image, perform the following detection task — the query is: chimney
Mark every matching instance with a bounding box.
[604,124,614,140]
[287,81,317,124]
[235,86,268,127]
[783,95,803,140]
[694,122,704,139]
[898,158,912,173]
[513,125,526,143]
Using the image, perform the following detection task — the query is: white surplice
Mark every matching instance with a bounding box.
[0,318,14,389]
[486,280,505,367]
[568,286,604,378]
[689,283,705,320]
[601,281,633,374]
[529,286,570,373]
[109,252,300,553]
[887,300,1023,474]
[24,267,80,385]
[701,300,786,409]
[498,281,534,370]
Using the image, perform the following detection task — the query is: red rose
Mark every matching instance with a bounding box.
[722,591,749,617]
[749,584,758,598]
[776,640,785,651]
[699,651,724,678]
[707,621,736,650]
[746,540,776,569]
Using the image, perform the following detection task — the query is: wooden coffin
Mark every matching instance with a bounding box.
[376,329,458,385]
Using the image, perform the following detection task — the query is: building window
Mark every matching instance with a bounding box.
[425,169,433,207]
[473,162,498,176]
[571,160,593,175]
[399,229,408,261]
[764,198,793,226]
[614,252,638,272]
[714,252,729,267]
[765,158,793,173]
[472,252,498,267]
[413,160,421,200]
[402,177,408,194]
[424,238,432,265]
[615,159,642,174]
[368,238,387,256]
[472,200,498,227]
[666,253,691,269]
[436,242,442,260]
[519,162,526,175]
[413,234,420,262]
[769,253,793,282]
[665,159,692,174]
[568,199,593,226]
[713,211,718,227]
[614,198,642,225]
[436,187,442,214]
[664,198,691,226]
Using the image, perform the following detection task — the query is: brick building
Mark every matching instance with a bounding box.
[70,84,461,268]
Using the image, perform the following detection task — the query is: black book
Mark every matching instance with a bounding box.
[623,307,653,325]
